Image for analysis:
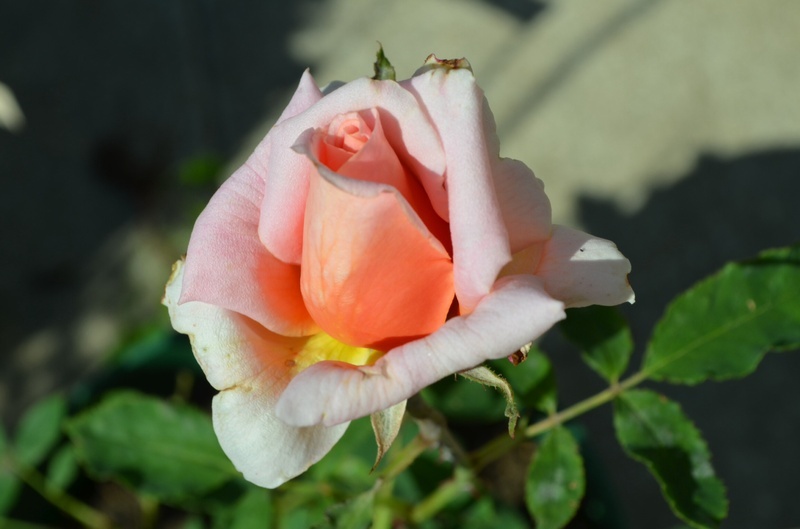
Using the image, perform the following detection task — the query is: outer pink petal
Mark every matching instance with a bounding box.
[536,225,635,308]
[299,149,453,350]
[275,275,565,427]
[276,70,324,125]
[177,71,327,336]
[164,261,347,488]
[258,78,448,265]
[180,162,316,337]
[493,158,552,253]
[248,70,324,181]
[405,68,511,313]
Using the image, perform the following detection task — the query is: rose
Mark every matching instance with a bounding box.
[163,55,633,488]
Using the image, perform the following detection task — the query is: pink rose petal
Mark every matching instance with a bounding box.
[258,78,448,265]
[180,162,316,337]
[167,61,636,488]
[275,274,565,427]
[405,68,512,313]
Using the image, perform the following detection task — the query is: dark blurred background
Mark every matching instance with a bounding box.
[1,1,799,527]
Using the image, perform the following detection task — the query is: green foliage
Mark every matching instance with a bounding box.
[561,306,633,383]
[614,390,727,528]
[319,489,375,529]
[643,244,800,383]
[14,395,67,467]
[495,346,557,415]
[462,497,530,529]
[424,348,554,426]
[459,366,519,435]
[183,516,207,529]
[46,444,79,490]
[0,475,19,518]
[422,374,507,423]
[307,417,375,489]
[525,426,585,529]
[179,154,224,187]
[276,490,330,529]
[0,425,20,516]
[7,244,799,528]
[211,487,273,529]
[109,326,198,372]
[65,391,237,503]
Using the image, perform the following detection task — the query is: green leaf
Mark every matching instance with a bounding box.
[183,516,207,529]
[560,306,633,382]
[14,395,67,467]
[179,154,224,187]
[643,244,800,383]
[0,466,18,516]
[613,390,727,528]
[65,391,237,502]
[46,444,79,490]
[0,424,19,515]
[372,45,396,81]
[525,426,585,529]
[212,487,273,529]
[462,496,530,529]
[0,474,19,517]
[278,494,330,529]
[459,366,519,436]
[494,346,557,414]
[308,417,375,489]
[323,489,375,529]
[421,375,506,423]
[109,326,198,372]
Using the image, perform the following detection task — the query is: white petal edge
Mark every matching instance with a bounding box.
[164,260,347,488]
[536,225,635,308]
[212,372,348,488]
[275,274,565,427]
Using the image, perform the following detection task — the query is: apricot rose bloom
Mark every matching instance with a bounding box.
[163,56,633,488]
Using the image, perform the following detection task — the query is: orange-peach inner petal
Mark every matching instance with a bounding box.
[319,109,452,254]
[300,170,454,351]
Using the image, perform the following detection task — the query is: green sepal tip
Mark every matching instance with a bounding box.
[372,44,396,81]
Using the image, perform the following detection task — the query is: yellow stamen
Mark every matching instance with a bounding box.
[290,332,383,375]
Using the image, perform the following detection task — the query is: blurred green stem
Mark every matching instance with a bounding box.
[373,432,433,528]
[139,494,159,529]
[524,370,647,438]
[410,466,474,524]
[172,370,194,404]
[14,462,113,529]
[406,394,469,465]
[0,517,61,529]
[472,369,649,470]
[378,434,431,481]
[371,478,395,529]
